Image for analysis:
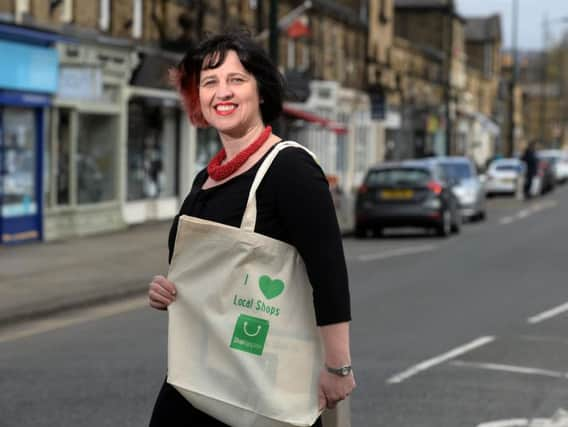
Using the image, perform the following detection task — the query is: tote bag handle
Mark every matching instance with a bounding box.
[240,141,317,232]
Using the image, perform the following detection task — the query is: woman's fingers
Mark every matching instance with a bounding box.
[153,275,177,296]
[148,275,177,310]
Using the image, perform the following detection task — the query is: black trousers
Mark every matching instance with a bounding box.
[149,380,323,427]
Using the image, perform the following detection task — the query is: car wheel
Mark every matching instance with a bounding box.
[372,227,384,237]
[477,210,486,221]
[436,210,451,237]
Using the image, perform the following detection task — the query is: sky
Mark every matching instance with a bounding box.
[456,0,568,50]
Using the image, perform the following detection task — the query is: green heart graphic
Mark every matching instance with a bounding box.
[259,275,285,299]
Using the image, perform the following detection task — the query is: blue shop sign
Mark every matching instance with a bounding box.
[0,40,58,94]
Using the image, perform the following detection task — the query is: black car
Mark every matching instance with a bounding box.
[355,160,461,237]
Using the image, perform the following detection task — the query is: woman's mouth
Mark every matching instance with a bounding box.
[214,104,237,116]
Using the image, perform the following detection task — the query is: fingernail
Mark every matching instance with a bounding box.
[171,290,176,295]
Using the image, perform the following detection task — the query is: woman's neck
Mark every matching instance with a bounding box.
[219,123,266,160]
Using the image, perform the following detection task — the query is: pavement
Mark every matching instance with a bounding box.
[0,220,172,327]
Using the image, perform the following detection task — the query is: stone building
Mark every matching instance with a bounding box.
[393,0,466,157]
[463,14,502,166]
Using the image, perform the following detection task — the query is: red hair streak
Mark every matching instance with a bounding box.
[169,67,209,128]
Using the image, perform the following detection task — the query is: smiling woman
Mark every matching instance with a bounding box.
[148,31,354,427]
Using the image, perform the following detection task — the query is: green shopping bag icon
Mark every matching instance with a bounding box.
[230,314,270,356]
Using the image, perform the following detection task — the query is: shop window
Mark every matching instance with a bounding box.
[127,98,179,201]
[195,127,221,175]
[1,108,37,217]
[57,109,71,206]
[76,114,117,204]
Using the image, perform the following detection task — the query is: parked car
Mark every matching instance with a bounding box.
[537,149,568,183]
[534,154,556,194]
[485,158,524,197]
[433,157,486,221]
[355,160,461,238]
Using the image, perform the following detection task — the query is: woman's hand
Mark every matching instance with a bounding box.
[318,368,356,410]
[148,275,177,310]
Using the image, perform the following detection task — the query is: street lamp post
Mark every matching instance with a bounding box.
[508,0,518,157]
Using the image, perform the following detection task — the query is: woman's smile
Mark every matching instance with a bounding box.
[214,102,238,116]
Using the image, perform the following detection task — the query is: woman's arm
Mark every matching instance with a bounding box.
[318,322,356,410]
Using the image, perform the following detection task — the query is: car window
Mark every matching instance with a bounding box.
[495,164,522,172]
[365,168,431,186]
[439,162,473,182]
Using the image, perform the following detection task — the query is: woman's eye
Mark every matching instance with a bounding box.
[231,77,245,84]
[201,80,215,87]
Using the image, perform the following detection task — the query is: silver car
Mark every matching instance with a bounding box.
[433,157,487,221]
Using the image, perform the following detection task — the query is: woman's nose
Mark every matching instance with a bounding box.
[215,81,233,99]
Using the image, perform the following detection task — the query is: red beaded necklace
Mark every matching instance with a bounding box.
[207,126,272,181]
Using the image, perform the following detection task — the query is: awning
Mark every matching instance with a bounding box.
[0,23,69,46]
[282,104,348,134]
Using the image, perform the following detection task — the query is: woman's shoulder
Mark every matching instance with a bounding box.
[264,141,326,186]
[270,141,319,169]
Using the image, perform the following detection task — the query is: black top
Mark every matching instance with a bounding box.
[167,142,351,326]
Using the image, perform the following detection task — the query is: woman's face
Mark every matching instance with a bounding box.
[199,50,263,135]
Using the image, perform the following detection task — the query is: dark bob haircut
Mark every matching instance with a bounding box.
[171,31,285,128]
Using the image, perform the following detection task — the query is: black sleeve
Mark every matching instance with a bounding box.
[267,147,351,326]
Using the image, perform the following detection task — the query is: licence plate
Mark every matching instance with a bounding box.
[380,189,414,200]
[500,178,515,184]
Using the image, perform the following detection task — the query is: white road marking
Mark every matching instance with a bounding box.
[451,360,568,379]
[0,295,148,344]
[527,301,568,324]
[499,200,558,225]
[477,419,549,427]
[355,245,437,262]
[386,336,495,384]
[516,209,530,219]
[500,216,515,225]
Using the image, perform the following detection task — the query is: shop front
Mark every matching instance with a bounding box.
[123,51,191,224]
[43,41,137,240]
[0,25,59,244]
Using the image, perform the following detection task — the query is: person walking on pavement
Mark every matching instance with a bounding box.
[147,31,355,426]
[521,141,538,199]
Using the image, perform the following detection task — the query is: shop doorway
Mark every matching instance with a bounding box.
[0,106,42,243]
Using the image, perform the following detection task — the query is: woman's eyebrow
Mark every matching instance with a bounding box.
[199,75,217,83]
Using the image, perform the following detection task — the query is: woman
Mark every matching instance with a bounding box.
[148,31,355,426]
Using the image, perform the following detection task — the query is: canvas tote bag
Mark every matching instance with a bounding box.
[167,141,349,427]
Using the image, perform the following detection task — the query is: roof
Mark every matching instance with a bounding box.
[465,15,501,42]
[394,0,464,21]
[394,0,451,7]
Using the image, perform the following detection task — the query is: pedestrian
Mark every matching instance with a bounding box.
[147,31,355,427]
[521,141,538,199]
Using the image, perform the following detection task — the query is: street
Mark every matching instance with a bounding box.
[1,187,568,427]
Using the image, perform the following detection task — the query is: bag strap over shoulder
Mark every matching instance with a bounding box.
[240,141,316,232]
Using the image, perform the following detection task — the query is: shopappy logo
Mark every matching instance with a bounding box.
[259,275,285,299]
[230,314,269,356]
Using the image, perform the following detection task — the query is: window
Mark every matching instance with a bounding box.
[195,128,221,176]
[99,0,110,31]
[15,0,30,23]
[127,98,179,201]
[1,108,37,217]
[132,0,143,38]
[365,168,431,186]
[76,114,117,204]
[56,109,71,206]
[61,0,73,23]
